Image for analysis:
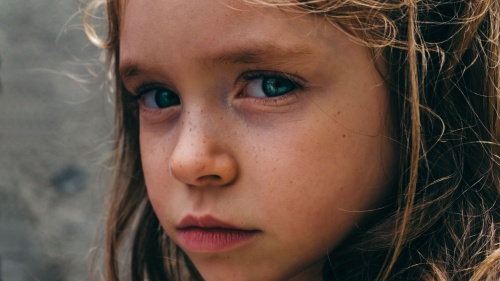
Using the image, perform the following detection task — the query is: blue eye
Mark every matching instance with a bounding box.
[142,88,181,109]
[245,76,297,98]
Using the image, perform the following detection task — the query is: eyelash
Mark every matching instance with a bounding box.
[128,83,164,102]
[237,70,306,105]
[126,70,307,108]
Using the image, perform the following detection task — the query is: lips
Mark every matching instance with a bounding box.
[176,215,260,252]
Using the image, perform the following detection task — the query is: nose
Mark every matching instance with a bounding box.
[169,117,238,187]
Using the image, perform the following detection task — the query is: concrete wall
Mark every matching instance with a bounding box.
[0,1,111,280]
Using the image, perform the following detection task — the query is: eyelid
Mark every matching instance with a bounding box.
[238,70,307,91]
[130,83,169,100]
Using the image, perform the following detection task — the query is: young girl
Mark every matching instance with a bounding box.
[83,0,500,280]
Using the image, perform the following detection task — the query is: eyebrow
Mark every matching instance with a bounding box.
[205,43,314,67]
[119,60,143,82]
[119,43,315,81]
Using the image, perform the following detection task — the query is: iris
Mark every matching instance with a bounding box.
[262,77,295,97]
[155,89,180,108]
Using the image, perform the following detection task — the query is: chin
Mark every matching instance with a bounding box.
[190,258,280,281]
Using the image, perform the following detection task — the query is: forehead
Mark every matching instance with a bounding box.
[118,0,347,69]
[119,0,299,37]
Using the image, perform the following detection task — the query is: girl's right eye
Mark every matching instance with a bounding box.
[140,87,181,109]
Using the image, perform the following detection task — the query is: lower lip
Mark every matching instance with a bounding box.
[176,228,259,252]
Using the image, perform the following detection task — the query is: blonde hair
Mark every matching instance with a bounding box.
[83,0,500,280]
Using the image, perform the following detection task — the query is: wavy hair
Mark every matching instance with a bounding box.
[83,0,500,280]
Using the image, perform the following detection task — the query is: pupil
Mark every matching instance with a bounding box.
[155,89,180,108]
[262,78,294,97]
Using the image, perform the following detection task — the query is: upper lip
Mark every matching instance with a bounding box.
[177,215,251,230]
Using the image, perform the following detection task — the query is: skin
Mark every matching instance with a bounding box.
[119,0,397,280]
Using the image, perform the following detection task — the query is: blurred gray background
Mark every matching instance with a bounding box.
[0,1,112,280]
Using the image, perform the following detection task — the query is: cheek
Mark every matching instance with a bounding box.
[253,118,392,193]
[139,124,177,208]
[243,101,395,241]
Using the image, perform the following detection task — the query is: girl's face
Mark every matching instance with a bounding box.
[120,0,396,280]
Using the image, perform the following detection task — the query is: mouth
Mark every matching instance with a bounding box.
[176,215,260,252]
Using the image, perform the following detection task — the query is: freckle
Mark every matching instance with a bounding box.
[338,111,341,115]
[343,134,346,138]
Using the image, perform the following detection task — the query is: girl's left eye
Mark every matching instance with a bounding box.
[244,76,297,98]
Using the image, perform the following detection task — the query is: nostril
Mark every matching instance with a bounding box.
[197,174,223,183]
[193,174,227,186]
